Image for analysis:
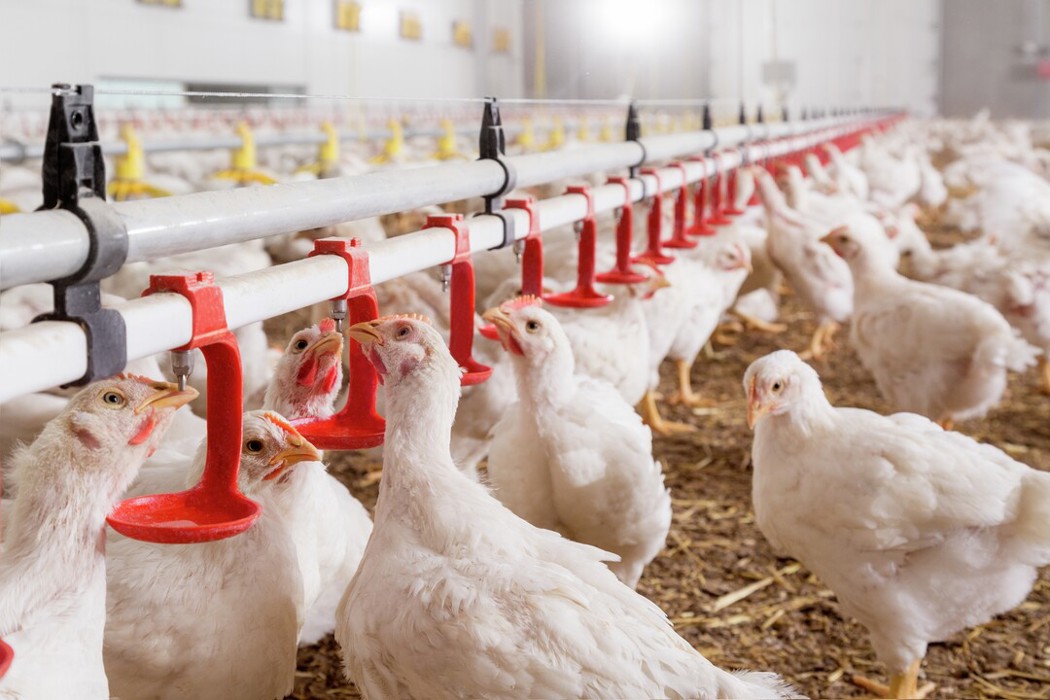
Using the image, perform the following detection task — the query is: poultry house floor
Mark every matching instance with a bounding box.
[274,221,1050,700]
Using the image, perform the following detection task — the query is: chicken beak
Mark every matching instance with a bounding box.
[652,275,672,291]
[481,307,514,336]
[820,226,847,251]
[481,307,523,356]
[265,434,323,480]
[746,377,770,430]
[348,320,383,347]
[735,244,753,273]
[135,382,199,414]
[309,332,343,358]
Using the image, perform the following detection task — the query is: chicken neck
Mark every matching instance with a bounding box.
[374,366,498,550]
[509,349,575,414]
[1,439,123,634]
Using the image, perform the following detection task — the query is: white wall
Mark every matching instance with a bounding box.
[706,0,940,117]
[0,0,525,107]
[530,0,940,117]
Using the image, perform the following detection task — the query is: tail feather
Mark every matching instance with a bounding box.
[974,328,1040,373]
[723,670,807,699]
[1003,332,1041,372]
[1010,470,1050,566]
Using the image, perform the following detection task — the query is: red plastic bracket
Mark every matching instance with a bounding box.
[596,176,647,285]
[708,152,733,226]
[662,162,698,250]
[632,169,676,266]
[545,185,614,308]
[107,271,262,544]
[293,238,386,449]
[505,197,544,296]
[422,214,492,385]
[478,196,546,341]
[686,155,716,236]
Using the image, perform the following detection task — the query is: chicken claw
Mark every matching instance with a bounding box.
[803,320,839,361]
[732,310,788,335]
[666,360,718,408]
[638,391,696,436]
[851,659,935,699]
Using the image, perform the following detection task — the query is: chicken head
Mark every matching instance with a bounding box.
[263,318,344,420]
[482,296,572,368]
[64,374,198,469]
[743,350,822,429]
[235,411,322,491]
[348,313,460,390]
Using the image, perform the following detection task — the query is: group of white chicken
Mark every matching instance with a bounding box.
[2,110,1049,700]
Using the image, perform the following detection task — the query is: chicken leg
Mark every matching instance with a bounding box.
[666,360,716,407]
[637,390,695,436]
[852,659,935,699]
[731,309,788,335]
[801,320,839,361]
[1040,356,1050,396]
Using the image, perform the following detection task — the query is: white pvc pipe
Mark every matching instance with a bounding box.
[0,116,895,399]
[0,116,878,290]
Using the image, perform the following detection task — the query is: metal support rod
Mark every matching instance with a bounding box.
[0,115,876,290]
[0,116,897,401]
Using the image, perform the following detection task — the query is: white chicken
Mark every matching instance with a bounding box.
[823,223,1039,427]
[666,234,752,406]
[803,153,839,195]
[104,411,314,700]
[335,313,800,699]
[483,297,671,588]
[261,319,374,645]
[824,143,869,201]
[0,376,197,699]
[756,169,854,359]
[745,349,1050,699]
[482,271,661,409]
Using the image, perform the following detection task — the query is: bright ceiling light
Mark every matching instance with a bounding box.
[595,0,664,48]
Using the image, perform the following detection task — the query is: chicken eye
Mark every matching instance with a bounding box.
[245,439,264,453]
[772,382,783,392]
[293,338,309,351]
[101,390,126,408]
[396,325,411,339]
[525,320,541,333]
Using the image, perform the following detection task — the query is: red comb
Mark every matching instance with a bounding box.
[376,312,432,326]
[499,294,543,312]
[318,317,336,334]
[261,411,301,437]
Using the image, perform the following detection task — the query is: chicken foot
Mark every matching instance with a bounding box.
[800,320,839,361]
[666,360,717,408]
[637,390,695,436]
[852,659,935,699]
[731,310,788,335]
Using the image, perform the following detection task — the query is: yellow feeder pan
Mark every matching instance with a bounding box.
[576,117,590,142]
[213,122,277,186]
[599,117,614,143]
[432,119,466,161]
[542,118,565,151]
[0,199,20,215]
[296,121,341,177]
[107,124,171,201]
[516,118,535,151]
[370,119,404,164]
